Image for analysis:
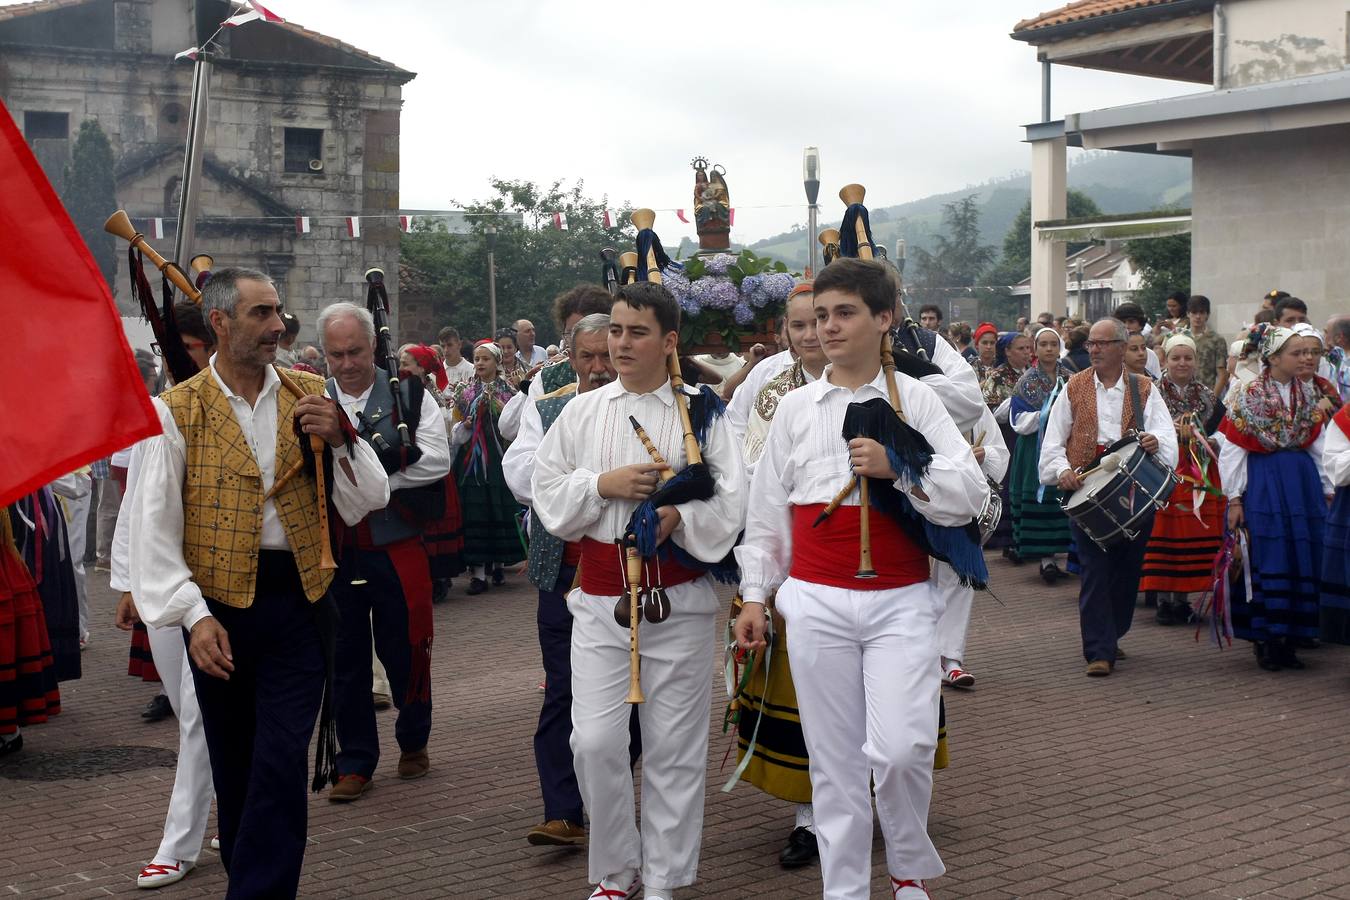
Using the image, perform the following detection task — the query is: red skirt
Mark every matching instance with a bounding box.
[424,477,465,580]
[1140,468,1226,594]
[127,621,161,683]
[0,544,61,734]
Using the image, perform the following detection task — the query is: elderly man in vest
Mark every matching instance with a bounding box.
[504,312,645,848]
[128,268,390,899]
[1039,317,1177,677]
[318,302,451,801]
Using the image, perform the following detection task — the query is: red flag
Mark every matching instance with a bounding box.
[0,101,160,507]
[728,207,735,226]
[676,209,689,224]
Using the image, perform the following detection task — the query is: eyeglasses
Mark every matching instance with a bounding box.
[1085,339,1123,350]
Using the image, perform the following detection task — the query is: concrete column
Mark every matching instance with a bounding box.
[1028,124,1067,320]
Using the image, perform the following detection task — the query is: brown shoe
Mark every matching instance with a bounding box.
[1086,659,1113,677]
[329,774,370,802]
[527,819,586,846]
[372,691,392,711]
[397,748,429,779]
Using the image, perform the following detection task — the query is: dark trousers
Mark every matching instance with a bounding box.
[1072,515,1153,663]
[332,544,433,779]
[534,564,641,823]
[189,551,324,900]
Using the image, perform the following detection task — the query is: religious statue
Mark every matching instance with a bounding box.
[691,156,731,252]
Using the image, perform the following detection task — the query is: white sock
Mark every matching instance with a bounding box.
[795,802,814,832]
[643,889,672,900]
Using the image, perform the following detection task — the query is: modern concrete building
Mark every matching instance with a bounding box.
[0,0,415,341]
[1012,0,1349,335]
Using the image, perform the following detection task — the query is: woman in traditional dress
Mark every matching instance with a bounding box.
[1290,325,1344,415]
[495,329,527,390]
[1219,327,1331,671]
[450,341,525,595]
[401,343,465,602]
[1140,334,1227,625]
[1319,403,1350,644]
[981,332,1031,553]
[1008,327,1075,580]
[0,506,61,755]
[970,322,999,382]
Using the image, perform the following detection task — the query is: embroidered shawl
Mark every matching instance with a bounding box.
[1219,372,1324,453]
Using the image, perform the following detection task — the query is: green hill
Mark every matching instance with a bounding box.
[750,151,1192,269]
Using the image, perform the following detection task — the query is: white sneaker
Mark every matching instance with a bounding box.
[588,869,640,899]
[209,835,220,850]
[137,860,193,889]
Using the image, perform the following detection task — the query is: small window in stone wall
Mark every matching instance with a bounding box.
[283,127,324,174]
[24,111,69,141]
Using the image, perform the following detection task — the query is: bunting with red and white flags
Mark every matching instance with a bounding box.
[174,47,200,61]
[551,212,568,231]
[728,208,735,226]
[148,217,165,239]
[0,100,161,506]
[399,215,414,233]
[675,209,689,224]
[224,0,285,27]
[295,215,310,234]
[602,209,619,229]
[346,216,361,238]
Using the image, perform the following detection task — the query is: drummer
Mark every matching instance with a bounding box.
[1038,318,1177,677]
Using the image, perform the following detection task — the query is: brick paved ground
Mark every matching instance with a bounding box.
[3,557,1350,898]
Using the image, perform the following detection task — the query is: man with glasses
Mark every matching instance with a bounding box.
[1039,318,1177,677]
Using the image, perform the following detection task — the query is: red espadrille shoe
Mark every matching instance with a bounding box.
[892,876,931,899]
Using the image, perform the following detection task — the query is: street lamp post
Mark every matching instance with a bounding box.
[803,146,821,276]
[485,224,498,336]
[1074,256,1085,320]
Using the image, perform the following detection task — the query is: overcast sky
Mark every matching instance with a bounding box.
[13,0,1199,243]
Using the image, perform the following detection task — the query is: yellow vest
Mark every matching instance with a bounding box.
[160,366,334,608]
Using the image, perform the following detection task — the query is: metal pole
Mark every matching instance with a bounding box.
[803,146,821,275]
[1041,59,1052,124]
[807,204,819,275]
[174,54,210,267]
[486,224,498,335]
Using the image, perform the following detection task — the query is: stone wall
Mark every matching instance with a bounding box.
[1191,124,1350,335]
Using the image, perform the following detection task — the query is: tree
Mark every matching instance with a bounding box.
[401,179,631,344]
[61,120,117,289]
[908,196,996,312]
[986,190,1102,288]
[1125,230,1191,320]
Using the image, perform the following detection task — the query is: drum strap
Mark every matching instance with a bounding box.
[1126,373,1145,437]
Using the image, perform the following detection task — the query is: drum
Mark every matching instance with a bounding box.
[975,478,1003,546]
[1060,439,1177,550]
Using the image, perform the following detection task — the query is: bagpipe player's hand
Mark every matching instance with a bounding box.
[734,602,768,653]
[598,463,664,502]
[189,617,235,681]
[294,394,345,448]
[656,506,681,545]
[1137,432,1160,455]
[847,437,898,480]
[114,592,140,631]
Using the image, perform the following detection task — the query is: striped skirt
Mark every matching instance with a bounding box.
[1009,433,1070,559]
[1320,486,1350,644]
[0,543,61,734]
[1231,450,1325,642]
[1140,466,1226,594]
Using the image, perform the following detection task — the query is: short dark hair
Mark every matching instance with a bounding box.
[1329,317,1350,345]
[1274,296,1308,318]
[1167,290,1189,305]
[813,258,897,317]
[552,284,613,330]
[1254,309,1276,325]
[437,326,460,344]
[614,282,680,334]
[949,321,971,343]
[1186,294,1211,315]
[918,303,942,322]
[280,312,300,336]
[1066,324,1090,350]
[174,301,215,347]
[1113,302,1147,325]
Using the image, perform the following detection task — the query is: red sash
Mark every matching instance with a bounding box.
[578,537,706,596]
[789,503,929,591]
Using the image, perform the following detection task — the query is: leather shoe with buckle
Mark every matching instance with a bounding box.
[778,826,818,869]
[328,773,370,802]
[397,747,429,779]
[527,819,586,846]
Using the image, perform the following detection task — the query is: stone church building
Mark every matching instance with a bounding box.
[0,0,415,341]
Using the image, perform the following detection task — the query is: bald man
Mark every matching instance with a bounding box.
[514,319,549,369]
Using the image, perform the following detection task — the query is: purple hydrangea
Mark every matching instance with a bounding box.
[690,275,739,310]
[703,253,737,276]
[762,272,795,303]
[733,301,756,326]
[740,274,764,304]
[662,267,691,303]
[679,294,702,317]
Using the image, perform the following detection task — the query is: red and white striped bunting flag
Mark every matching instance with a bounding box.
[551,212,568,231]
[346,216,361,238]
[295,216,310,234]
[224,0,285,26]
[602,209,619,229]
[174,47,199,61]
[675,209,689,224]
[399,215,414,233]
[149,218,165,240]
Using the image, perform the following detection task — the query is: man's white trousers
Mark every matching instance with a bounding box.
[146,623,214,864]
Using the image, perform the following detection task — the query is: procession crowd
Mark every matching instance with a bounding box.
[2,261,1348,900]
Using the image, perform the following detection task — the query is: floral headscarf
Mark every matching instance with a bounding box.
[1219,371,1324,453]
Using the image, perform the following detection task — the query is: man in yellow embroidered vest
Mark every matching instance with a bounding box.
[1038,317,1177,678]
[127,268,389,899]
